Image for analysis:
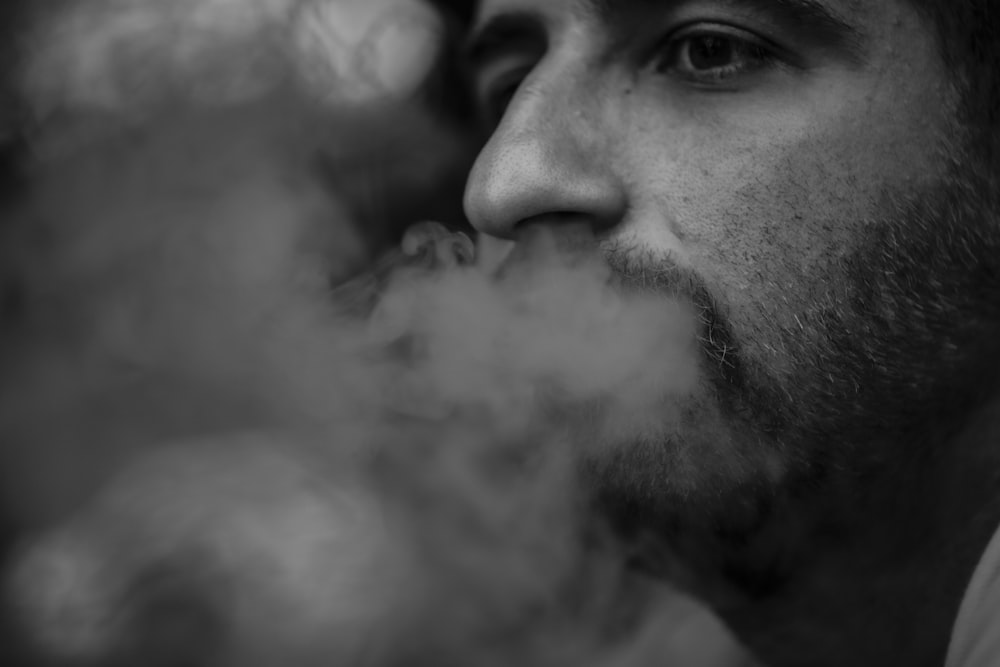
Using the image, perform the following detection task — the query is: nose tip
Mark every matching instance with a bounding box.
[463,103,625,240]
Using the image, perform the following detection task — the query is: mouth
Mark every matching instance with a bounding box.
[598,242,743,385]
[470,226,748,405]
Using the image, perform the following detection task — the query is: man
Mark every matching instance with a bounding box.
[454,1,1000,666]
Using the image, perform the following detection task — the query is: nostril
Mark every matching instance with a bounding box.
[516,211,604,230]
[514,213,610,248]
[498,217,603,272]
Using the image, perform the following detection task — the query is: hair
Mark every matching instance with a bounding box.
[905,0,1000,189]
[909,1,1000,120]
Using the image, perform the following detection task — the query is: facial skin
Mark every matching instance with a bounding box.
[460,1,1000,665]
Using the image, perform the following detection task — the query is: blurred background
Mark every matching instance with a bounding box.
[0,2,755,666]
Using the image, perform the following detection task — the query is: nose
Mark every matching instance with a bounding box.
[463,76,626,240]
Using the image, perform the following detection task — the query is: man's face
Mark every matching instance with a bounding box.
[460,0,988,552]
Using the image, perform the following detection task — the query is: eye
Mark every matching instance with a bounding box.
[479,66,530,120]
[653,26,778,85]
[466,18,547,125]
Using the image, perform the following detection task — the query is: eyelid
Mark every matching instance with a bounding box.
[658,21,801,69]
[645,22,792,91]
[674,22,764,43]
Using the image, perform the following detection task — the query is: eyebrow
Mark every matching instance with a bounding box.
[583,0,861,36]
[466,0,864,68]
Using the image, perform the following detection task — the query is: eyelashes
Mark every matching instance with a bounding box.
[471,22,787,121]
[650,24,781,87]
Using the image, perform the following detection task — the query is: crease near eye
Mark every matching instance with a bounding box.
[651,24,781,86]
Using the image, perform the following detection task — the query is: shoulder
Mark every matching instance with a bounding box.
[948,523,1000,667]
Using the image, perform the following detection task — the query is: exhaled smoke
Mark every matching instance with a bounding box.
[0,2,748,666]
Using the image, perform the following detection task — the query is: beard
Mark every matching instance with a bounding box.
[572,162,1000,596]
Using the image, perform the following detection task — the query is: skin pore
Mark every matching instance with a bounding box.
[460,1,1000,666]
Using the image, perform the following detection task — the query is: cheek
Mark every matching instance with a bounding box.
[618,52,950,312]
[709,151,865,297]
[632,141,859,320]
[653,120,935,323]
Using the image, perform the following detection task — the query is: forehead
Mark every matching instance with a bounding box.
[465,0,942,78]
[472,0,876,33]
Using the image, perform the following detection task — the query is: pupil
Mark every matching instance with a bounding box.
[689,37,733,70]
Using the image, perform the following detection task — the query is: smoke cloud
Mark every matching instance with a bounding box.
[0,2,751,666]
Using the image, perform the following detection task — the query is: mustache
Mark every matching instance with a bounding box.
[601,240,743,391]
[599,241,794,438]
[488,229,767,432]
[490,229,745,388]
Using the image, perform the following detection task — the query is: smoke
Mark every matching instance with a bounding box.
[0,2,750,666]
